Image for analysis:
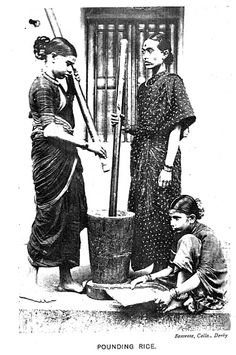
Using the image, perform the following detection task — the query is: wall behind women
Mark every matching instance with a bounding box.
[9,3,234,248]
[179,3,234,242]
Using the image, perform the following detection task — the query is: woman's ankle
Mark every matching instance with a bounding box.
[59,264,74,285]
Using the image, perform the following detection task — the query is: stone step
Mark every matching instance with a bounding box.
[19,294,230,334]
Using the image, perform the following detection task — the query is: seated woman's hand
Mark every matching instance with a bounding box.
[87,142,107,159]
[183,296,195,313]
[130,275,149,289]
[154,290,172,310]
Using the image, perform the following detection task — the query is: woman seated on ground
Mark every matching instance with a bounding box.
[131,195,228,313]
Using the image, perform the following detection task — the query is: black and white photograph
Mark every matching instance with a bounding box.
[2,0,235,353]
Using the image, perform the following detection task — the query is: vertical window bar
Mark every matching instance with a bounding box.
[177,12,184,73]
[133,22,138,132]
[138,23,145,84]
[87,21,95,141]
[169,22,176,73]
[145,21,152,81]
[113,20,118,115]
[97,23,105,139]
[123,21,129,143]
[94,22,98,131]
[126,23,132,143]
[107,23,115,141]
[117,23,125,125]
[104,23,108,142]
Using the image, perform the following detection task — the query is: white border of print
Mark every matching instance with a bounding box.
[2,0,235,354]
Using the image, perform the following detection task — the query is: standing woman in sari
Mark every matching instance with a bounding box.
[113,32,196,272]
[27,36,106,294]
[129,33,196,272]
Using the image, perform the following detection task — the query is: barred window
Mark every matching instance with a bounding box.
[84,7,184,142]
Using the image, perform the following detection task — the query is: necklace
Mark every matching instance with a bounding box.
[42,71,60,86]
[145,70,168,87]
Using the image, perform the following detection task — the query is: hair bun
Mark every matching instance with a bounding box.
[33,36,50,60]
[194,198,205,219]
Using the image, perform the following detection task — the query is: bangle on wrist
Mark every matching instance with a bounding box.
[163,163,173,172]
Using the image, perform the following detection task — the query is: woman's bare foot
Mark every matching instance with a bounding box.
[58,264,83,293]
[183,296,195,313]
[19,262,56,303]
[162,299,183,313]
[57,282,83,293]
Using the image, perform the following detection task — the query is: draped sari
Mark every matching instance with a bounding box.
[27,73,87,268]
[128,71,196,271]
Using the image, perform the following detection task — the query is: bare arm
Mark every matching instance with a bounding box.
[130,266,173,289]
[150,266,173,280]
[158,125,181,188]
[154,273,201,309]
[44,122,87,147]
[44,123,107,158]
[175,273,201,295]
[164,125,181,166]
